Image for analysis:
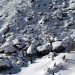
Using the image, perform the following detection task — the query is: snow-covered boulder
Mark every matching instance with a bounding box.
[0,59,12,71]
[37,43,52,57]
[52,41,62,50]
[52,41,65,52]
[27,44,36,56]
[37,43,51,52]
[12,38,21,45]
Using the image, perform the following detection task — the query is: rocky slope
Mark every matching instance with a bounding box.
[0,0,75,75]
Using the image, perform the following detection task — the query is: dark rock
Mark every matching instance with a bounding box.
[4,51,17,56]
[0,50,4,53]
[0,59,12,71]
[31,0,35,3]
[36,50,50,57]
[0,65,11,71]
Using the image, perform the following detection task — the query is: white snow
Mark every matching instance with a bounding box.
[17,52,75,75]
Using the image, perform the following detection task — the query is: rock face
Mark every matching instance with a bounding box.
[0,65,11,71]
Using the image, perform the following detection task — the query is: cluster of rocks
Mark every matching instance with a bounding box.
[0,33,74,71]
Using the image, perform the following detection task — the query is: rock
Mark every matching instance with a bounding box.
[13,38,26,50]
[52,41,65,52]
[0,42,17,55]
[31,37,43,47]
[4,50,17,56]
[37,43,52,57]
[13,44,23,50]
[53,46,65,53]
[0,23,10,35]
[0,59,12,71]
[12,38,21,45]
[27,44,36,56]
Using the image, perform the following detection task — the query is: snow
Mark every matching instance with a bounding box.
[18,57,53,75]
[17,52,75,75]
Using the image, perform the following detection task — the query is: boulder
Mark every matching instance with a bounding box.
[12,38,23,50]
[37,43,52,57]
[27,44,36,56]
[53,46,65,53]
[13,38,28,50]
[0,59,12,71]
[52,41,65,53]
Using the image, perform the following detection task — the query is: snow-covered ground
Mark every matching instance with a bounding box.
[17,52,75,75]
[0,0,75,75]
